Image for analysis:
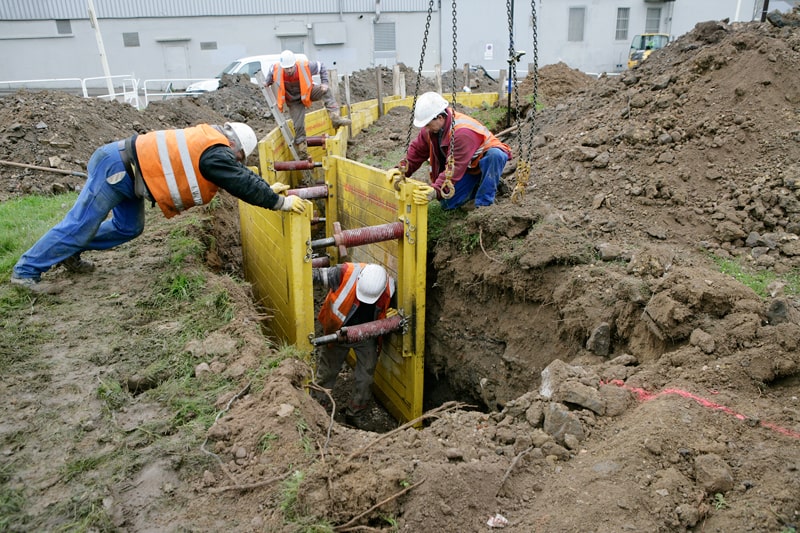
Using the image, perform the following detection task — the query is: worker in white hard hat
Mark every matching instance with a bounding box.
[312,262,397,430]
[397,91,513,210]
[264,49,351,159]
[11,122,304,291]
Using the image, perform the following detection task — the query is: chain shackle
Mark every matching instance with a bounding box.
[440,154,456,199]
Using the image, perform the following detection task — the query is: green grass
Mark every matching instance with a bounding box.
[359,147,408,169]
[470,102,509,132]
[0,192,78,277]
[0,288,56,372]
[711,255,800,298]
[0,485,27,531]
[258,432,279,452]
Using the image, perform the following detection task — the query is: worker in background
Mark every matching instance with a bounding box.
[264,49,351,160]
[397,91,512,210]
[11,122,303,291]
[312,263,397,430]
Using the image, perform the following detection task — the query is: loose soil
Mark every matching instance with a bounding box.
[2,16,800,533]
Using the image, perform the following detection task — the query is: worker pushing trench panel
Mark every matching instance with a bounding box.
[238,93,495,425]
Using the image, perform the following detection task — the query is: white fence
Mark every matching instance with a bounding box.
[0,74,141,108]
[0,74,228,110]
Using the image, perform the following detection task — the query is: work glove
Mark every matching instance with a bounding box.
[279,195,306,214]
[270,182,290,195]
[319,83,329,93]
[412,185,437,205]
[385,308,399,318]
[387,169,405,191]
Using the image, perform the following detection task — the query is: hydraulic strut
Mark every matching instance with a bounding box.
[286,184,329,200]
[273,160,322,171]
[309,314,405,346]
[310,221,404,255]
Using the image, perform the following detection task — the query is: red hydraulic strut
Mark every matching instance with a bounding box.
[309,314,405,346]
[310,221,404,257]
[306,135,327,146]
[286,185,329,200]
[273,160,322,171]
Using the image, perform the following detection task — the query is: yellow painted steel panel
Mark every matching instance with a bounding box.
[241,92,493,424]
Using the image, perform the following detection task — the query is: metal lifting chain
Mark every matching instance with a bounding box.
[511,0,539,205]
[399,0,435,176]
[439,0,458,200]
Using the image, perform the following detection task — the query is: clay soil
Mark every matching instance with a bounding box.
[2,16,800,533]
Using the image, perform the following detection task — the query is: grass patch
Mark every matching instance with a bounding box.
[279,470,333,531]
[0,192,78,278]
[52,492,114,532]
[358,147,408,169]
[711,255,800,298]
[97,379,129,412]
[0,484,27,531]
[470,102,509,132]
[0,288,56,372]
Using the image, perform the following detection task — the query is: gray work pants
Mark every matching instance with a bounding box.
[315,337,377,412]
[287,85,339,144]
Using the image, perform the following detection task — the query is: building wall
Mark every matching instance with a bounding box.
[0,0,791,90]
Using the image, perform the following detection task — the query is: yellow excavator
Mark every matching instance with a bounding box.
[627,33,670,69]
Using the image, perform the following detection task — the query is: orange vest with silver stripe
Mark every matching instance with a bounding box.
[318,263,391,334]
[271,61,313,111]
[430,111,510,171]
[135,125,226,219]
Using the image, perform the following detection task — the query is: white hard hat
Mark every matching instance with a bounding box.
[413,91,449,127]
[356,264,388,304]
[280,50,296,68]
[225,122,258,157]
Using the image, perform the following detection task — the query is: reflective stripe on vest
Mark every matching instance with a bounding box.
[135,125,226,218]
[452,112,508,168]
[272,61,314,111]
[155,129,201,210]
[328,263,363,326]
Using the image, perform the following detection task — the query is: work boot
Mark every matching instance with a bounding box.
[10,274,40,289]
[294,141,308,160]
[10,274,60,294]
[344,405,374,431]
[58,253,95,274]
[330,113,351,128]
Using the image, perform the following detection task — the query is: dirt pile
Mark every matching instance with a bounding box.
[1,16,799,533]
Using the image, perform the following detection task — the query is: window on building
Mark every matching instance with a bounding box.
[374,22,397,65]
[122,32,140,47]
[55,20,72,34]
[646,7,662,33]
[615,8,630,40]
[568,7,586,42]
[200,42,217,50]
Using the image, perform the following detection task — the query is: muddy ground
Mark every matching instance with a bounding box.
[1,15,800,533]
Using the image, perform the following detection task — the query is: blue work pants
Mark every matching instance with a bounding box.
[440,147,508,210]
[13,142,145,280]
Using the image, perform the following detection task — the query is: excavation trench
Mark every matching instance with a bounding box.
[205,195,655,433]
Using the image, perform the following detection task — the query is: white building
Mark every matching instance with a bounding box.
[0,0,794,90]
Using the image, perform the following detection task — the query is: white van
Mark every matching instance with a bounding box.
[186,53,309,93]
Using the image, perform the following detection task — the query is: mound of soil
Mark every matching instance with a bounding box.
[1,14,799,533]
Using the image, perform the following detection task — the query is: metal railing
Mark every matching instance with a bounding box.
[142,78,213,107]
[0,74,140,108]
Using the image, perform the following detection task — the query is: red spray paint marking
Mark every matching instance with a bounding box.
[605,380,800,440]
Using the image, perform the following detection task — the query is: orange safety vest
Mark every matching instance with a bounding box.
[271,61,314,111]
[427,110,511,171]
[135,125,227,219]
[318,263,392,334]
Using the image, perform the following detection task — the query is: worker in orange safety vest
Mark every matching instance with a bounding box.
[264,49,352,159]
[312,263,397,430]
